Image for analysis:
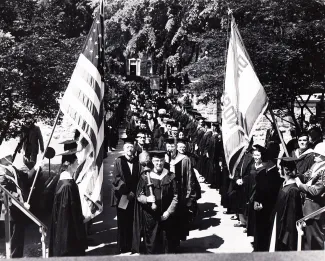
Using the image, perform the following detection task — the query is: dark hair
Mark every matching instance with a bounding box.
[308,126,323,147]
[252,146,267,161]
[60,154,78,172]
[297,130,308,138]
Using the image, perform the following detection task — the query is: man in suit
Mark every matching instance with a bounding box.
[134,130,147,158]
[146,110,157,134]
[111,137,142,254]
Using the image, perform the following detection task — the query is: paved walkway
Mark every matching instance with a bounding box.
[0,128,253,257]
[86,129,253,255]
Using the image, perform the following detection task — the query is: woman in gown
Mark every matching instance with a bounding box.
[250,145,282,252]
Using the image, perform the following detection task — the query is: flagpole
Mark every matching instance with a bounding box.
[268,107,290,157]
[25,109,61,208]
[222,9,232,93]
[26,0,107,207]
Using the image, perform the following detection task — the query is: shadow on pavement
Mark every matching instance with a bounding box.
[198,202,218,219]
[190,202,220,231]
[179,235,224,253]
[197,218,221,231]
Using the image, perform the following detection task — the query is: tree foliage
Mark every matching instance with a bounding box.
[2,0,325,143]
[0,0,94,144]
[104,0,325,128]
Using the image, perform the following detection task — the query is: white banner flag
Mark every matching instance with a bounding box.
[222,18,268,178]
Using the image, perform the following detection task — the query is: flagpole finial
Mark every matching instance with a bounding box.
[99,0,104,15]
[227,8,233,16]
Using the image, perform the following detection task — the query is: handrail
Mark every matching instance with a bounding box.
[296,206,325,251]
[297,206,325,224]
[0,184,48,258]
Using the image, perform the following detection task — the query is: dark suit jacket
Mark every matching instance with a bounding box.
[111,156,141,207]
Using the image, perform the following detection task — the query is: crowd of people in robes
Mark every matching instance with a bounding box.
[112,88,325,255]
[0,85,324,257]
[111,89,223,254]
[223,123,325,252]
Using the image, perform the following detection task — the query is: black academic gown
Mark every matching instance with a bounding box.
[253,162,282,252]
[111,156,141,253]
[291,148,315,176]
[271,183,303,251]
[206,133,221,188]
[170,154,198,241]
[133,169,178,254]
[49,177,87,257]
[233,152,254,215]
[197,131,212,180]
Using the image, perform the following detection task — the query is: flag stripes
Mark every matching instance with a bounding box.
[61,104,98,151]
[69,72,102,110]
[60,5,105,221]
[64,86,101,127]
[77,54,103,99]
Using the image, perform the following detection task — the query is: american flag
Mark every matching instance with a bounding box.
[60,3,105,222]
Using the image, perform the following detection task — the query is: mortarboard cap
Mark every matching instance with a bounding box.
[149,150,166,158]
[166,119,175,125]
[177,138,189,144]
[56,148,78,157]
[165,137,176,144]
[121,137,135,144]
[277,157,297,171]
[251,144,267,154]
